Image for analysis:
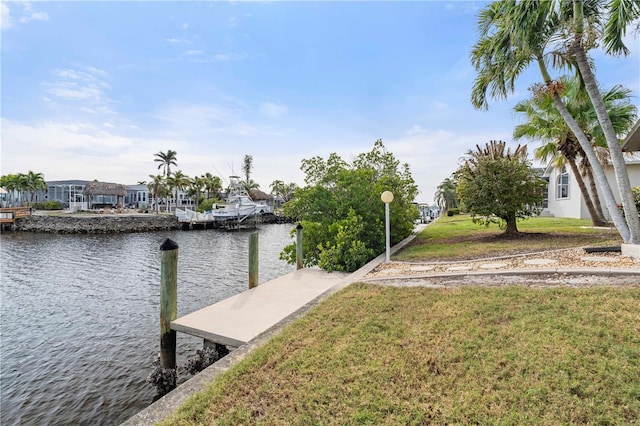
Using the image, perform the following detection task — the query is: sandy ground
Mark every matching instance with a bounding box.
[364,247,640,287]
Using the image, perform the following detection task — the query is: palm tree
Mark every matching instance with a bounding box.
[166,170,190,212]
[569,0,640,241]
[154,150,178,178]
[24,171,47,205]
[514,76,637,225]
[434,177,459,215]
[147,174,166,213]
[470,0,633,242]
[241,179,260,194]
[201,172,222,200]
[242,155,253,186]
[187,176,204,209]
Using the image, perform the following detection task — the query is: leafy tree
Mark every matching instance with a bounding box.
[269,180,299,203]
[281,140,418,272]
[434,177,459,215]
[470,0,638,242]
[455,141,546,236]
[154,150,178,178]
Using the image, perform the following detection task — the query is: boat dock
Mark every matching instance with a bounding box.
[0,207,31,225]
[171,268,349,347]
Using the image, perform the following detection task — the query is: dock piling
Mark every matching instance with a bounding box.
[159,238,179,372]
[296,223,303,270]
[249,232,259,289]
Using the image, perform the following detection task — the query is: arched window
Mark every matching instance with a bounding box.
[556,166,569,199]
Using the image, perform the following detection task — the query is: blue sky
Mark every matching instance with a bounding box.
[2,1,638,203]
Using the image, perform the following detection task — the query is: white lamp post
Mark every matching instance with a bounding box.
[381,191,394,262]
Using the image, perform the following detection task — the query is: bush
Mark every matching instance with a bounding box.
[32,201,62,210]
[447,208,460,216]
[197,199,216,213]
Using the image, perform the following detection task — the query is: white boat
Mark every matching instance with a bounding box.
[210,176,272,222]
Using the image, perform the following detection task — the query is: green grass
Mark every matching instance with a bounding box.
[163,284,640,425]
[396,215,622,261]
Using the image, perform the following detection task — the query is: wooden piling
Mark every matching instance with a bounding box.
[249,232,259,289]
[159,238,178,371]
[296,223,303,270]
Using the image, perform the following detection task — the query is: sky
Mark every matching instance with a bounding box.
[2,1,639,204]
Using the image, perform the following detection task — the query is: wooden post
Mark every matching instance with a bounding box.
[159,238,178,371]
[249,232,259,289]
[296,223,303,270]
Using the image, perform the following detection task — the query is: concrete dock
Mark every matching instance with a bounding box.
[171,268,350,347]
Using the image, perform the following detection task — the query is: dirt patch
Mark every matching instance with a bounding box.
[366,273,640,288]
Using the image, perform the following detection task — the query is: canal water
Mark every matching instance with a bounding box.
[0,224,297,425]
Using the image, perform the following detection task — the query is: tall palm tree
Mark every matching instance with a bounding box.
[434,177,459,215]
[470,0,633,242]
[154,150,178,178]
[569,0,640,241]
[514,76,637,225]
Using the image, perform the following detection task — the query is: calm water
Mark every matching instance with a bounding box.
[0,225,296,425]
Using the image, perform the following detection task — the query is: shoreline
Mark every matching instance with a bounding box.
[5,213,181,233]
[3,211,295,234]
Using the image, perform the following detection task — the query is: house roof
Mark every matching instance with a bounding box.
[250,189,270,201]
[622,120,640,152]
[83,181,128,197]
[46,180,91,187]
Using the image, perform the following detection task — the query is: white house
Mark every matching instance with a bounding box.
[542,120,640,221]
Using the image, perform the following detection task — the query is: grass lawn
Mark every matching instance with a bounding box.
[395,215,623,261]
[161,216,637,425]
[163,284,640,425]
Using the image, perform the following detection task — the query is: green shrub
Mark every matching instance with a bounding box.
[197,199,216,213]
[32,201,62,210]
[447,208,460,216]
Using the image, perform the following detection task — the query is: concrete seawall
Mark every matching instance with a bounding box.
[9,214,181,233]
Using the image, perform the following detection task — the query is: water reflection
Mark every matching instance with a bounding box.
[0,225,296,425]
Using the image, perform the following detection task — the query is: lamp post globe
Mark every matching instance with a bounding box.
[381,191,394,204]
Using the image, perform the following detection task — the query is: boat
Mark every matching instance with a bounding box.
[211,176,272,221]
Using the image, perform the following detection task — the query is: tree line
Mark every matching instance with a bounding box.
[0,171,47,207]
[146,150,299,213]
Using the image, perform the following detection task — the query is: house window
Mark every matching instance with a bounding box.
[556,166,569,199]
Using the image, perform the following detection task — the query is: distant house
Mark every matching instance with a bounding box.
[542,121,640,220]
[125,184,149,209]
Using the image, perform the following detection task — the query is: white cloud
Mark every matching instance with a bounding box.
[1,3,13,30]
[259,102,288,119]
[182,22,189,30]
[2,2,48,30]
[42,66,115,115]
[165,38,189,44]
[189,53,248,63]
[183,49,203,56]
[385,125,512,203]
